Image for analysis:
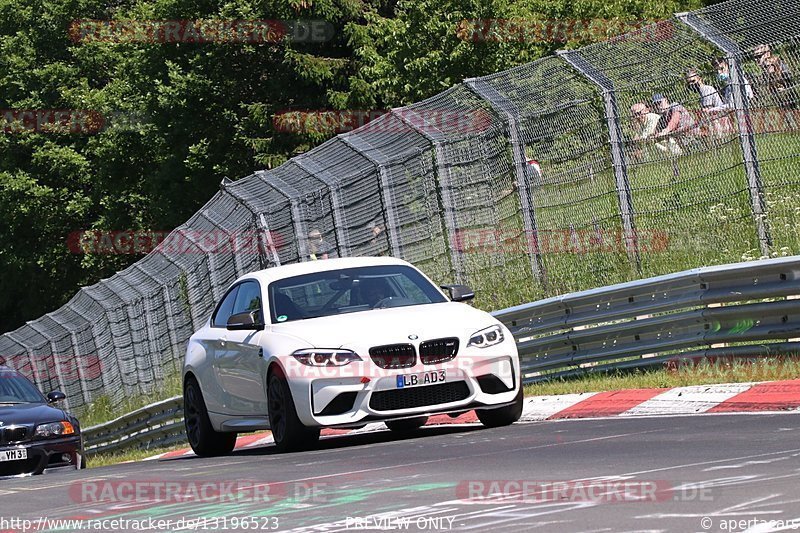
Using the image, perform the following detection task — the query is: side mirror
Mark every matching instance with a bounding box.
[440,284,475,302]
[47,391,66,403]
[227,310,265,331]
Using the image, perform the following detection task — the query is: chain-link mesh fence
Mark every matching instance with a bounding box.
[0,0,797,412]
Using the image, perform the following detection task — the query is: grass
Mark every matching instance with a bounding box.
[406,128,800,315]
[75,130,800,467]
[77,372,183,428]
[523,356,800,396]
[87,444,186,468]
[77,371,185,468]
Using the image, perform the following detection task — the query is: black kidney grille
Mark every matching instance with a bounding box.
[369,381,470,411]
[0,427,28,444]
[369,344,416,369]
[419,337,459,364]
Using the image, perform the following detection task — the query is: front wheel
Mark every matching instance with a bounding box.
[385,416,428,433]
[267,372,320,453]
[476,387,523,428]
[184,377,237,457]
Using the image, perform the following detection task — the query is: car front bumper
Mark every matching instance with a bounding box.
[282,351,520,427]
[0,435,83,477]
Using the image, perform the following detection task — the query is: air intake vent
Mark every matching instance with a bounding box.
[370,381,470,411]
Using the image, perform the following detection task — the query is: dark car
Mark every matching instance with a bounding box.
[0,366,84,477]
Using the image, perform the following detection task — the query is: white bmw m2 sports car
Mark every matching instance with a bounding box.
[183,257,522,454]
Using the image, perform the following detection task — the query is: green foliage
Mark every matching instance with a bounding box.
[0,0,715,332]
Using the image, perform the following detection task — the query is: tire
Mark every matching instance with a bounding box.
[385,416,428,433]
[184,377,237,457]
[267,371,320,453]
[476,387,523,428]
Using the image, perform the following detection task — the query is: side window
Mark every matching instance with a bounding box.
[233,281,263,317]
[212,286,239,328]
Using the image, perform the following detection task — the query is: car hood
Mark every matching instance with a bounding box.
[269,301,498,348]
[0,403,67,426]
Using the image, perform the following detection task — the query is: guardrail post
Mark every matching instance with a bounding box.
[463,78,546,286]
[339,133,403,258]
[392,109,465,283]
[676,12,772,257]
[558,51,641,273]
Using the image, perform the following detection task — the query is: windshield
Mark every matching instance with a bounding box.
[0,372,46,404]
[268,265,448,323]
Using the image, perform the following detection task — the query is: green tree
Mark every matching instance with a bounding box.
[0,0,713,332]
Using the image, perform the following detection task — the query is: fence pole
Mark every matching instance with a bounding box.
[180,215,224,302]
[259,170,310,263]
[65,327,92,406]
[292,158,350,258]
[677,12,772,257]
[220,177,282,268]
[463,78,546,285]
[339,133,403,258]
[132,264,182,369]
[392,108,465,283]
[558,51,641,273]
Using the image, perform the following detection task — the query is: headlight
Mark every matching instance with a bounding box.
[34,421,75,438]
[292,349,362,367]
[467,325,504,348]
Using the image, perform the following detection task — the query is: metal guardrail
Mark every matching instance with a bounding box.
[493,256,800,382]
[84,256,800,454]
[83,396,184,454]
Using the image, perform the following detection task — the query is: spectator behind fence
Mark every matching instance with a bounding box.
[686,69,731,135]
[711,58,755,110]
[367,220,387,256]
[307,229,333,260]
[754,44,794,108]
[630,102,681,158]
[653,93,695,155]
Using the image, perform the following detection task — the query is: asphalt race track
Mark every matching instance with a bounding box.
[2,413,800,532]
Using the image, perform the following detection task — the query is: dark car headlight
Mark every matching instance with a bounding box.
[34,421,76,438]
[467,325,505,348]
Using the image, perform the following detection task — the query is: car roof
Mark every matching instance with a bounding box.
[236,256,416,286]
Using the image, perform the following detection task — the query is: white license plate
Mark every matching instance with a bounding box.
[396,370,446,389]
[0,448,27,462]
